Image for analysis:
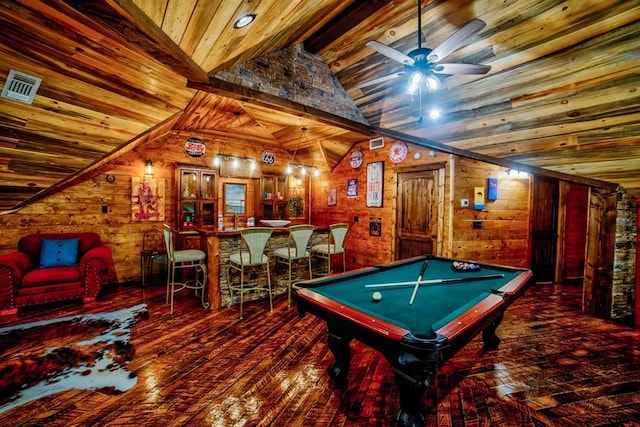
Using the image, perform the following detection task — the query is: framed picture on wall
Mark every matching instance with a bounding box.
[366,162,384,207]
[131,177,165,222]
[224,183,246,214]
[347,179,358,198]
[369,217,382,236]
[328,188,337,206]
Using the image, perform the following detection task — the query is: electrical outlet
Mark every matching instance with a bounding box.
[461,199,469,207]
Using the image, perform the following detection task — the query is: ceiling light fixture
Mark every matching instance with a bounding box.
[215,153,255,167]
[407,71,439,95]
[507,169,529,179]
[287,127,320,177]
[233,14,256,29]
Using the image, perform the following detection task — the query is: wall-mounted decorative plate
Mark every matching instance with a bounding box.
[350,150,364,168]
[389,141,408,163]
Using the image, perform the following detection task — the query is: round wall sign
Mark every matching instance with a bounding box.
[184,137,205,157]
[389,141,408,163]
[350,150,364,168]
[262,150,276,165]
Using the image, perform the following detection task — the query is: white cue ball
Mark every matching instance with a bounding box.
[372,291,382,301]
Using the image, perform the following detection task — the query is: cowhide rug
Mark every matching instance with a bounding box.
[0,304,148,413]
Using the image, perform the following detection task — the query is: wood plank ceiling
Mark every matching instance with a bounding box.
[0,0,638,212]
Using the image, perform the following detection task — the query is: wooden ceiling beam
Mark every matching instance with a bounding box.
[315,140,330,170]
[376,127,619,191]
[170,130,279,147]
[304,0,389,54]
[70,0,209,82]
[187,78,376,138]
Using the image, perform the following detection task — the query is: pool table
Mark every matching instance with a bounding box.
[293,255,533,427]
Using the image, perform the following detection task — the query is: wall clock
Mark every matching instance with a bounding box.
[350,150,364,168]
[389,141,408,163]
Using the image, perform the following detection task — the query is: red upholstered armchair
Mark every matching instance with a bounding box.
[0,232,116,315]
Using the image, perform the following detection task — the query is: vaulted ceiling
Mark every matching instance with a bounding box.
[0,0,638,212]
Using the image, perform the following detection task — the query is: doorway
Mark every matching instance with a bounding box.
[395,165,443,260]
[531,176,559,283]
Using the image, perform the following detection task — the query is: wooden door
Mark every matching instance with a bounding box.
[395,168,441,260]
[583,188,616,317]
[556,182,589,284]
[531,176,558,283]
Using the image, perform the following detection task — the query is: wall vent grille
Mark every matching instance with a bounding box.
[369,137,384,150]
[1,70,42,104]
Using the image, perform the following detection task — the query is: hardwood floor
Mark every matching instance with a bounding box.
[1,280,638,426]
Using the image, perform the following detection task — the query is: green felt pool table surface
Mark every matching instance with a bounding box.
[295,256,530,339]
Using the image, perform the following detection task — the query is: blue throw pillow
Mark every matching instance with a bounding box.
[39,238,80,268]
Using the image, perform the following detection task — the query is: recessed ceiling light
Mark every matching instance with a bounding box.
[234,14,256,29]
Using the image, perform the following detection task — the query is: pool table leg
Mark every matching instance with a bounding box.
[482,312,504,349]
[327,329,351,387]
[392,366,434,427]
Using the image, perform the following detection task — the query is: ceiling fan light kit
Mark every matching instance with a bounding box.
[407,71,439,94]
[361,0,491,93]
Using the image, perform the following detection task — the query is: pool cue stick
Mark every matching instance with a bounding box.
[365,273,506,289]
[409,260,429,305]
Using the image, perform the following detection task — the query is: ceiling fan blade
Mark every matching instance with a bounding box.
[427,19,486,63]
[356,72,406,88]
[366,41,415,65]
[433,63,491,75]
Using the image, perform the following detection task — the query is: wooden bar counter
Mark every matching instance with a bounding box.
[197,226,329,309]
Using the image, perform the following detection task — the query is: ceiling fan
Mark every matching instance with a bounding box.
[359,0,491,93]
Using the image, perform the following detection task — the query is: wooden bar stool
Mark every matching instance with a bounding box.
[273,224,314,306]
[311,223,348,275]
[163,224,208,315]
[227,227,273,319]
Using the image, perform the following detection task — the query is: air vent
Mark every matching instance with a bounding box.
[369,137,384,150]
[1,70,42,105]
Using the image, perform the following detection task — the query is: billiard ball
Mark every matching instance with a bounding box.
[372,291,382,302]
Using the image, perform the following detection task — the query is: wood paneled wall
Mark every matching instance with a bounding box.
[0,133,291,283]
[0,155,172,283]
[449,158,531,268]
[309,139,532,270]
[0,133,633,321]
[0,174,258,284]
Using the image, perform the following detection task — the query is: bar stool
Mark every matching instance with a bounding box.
[227,227,273,319]
[311,223,348,275]
[163,224,209,315]
[273,224,314,306]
